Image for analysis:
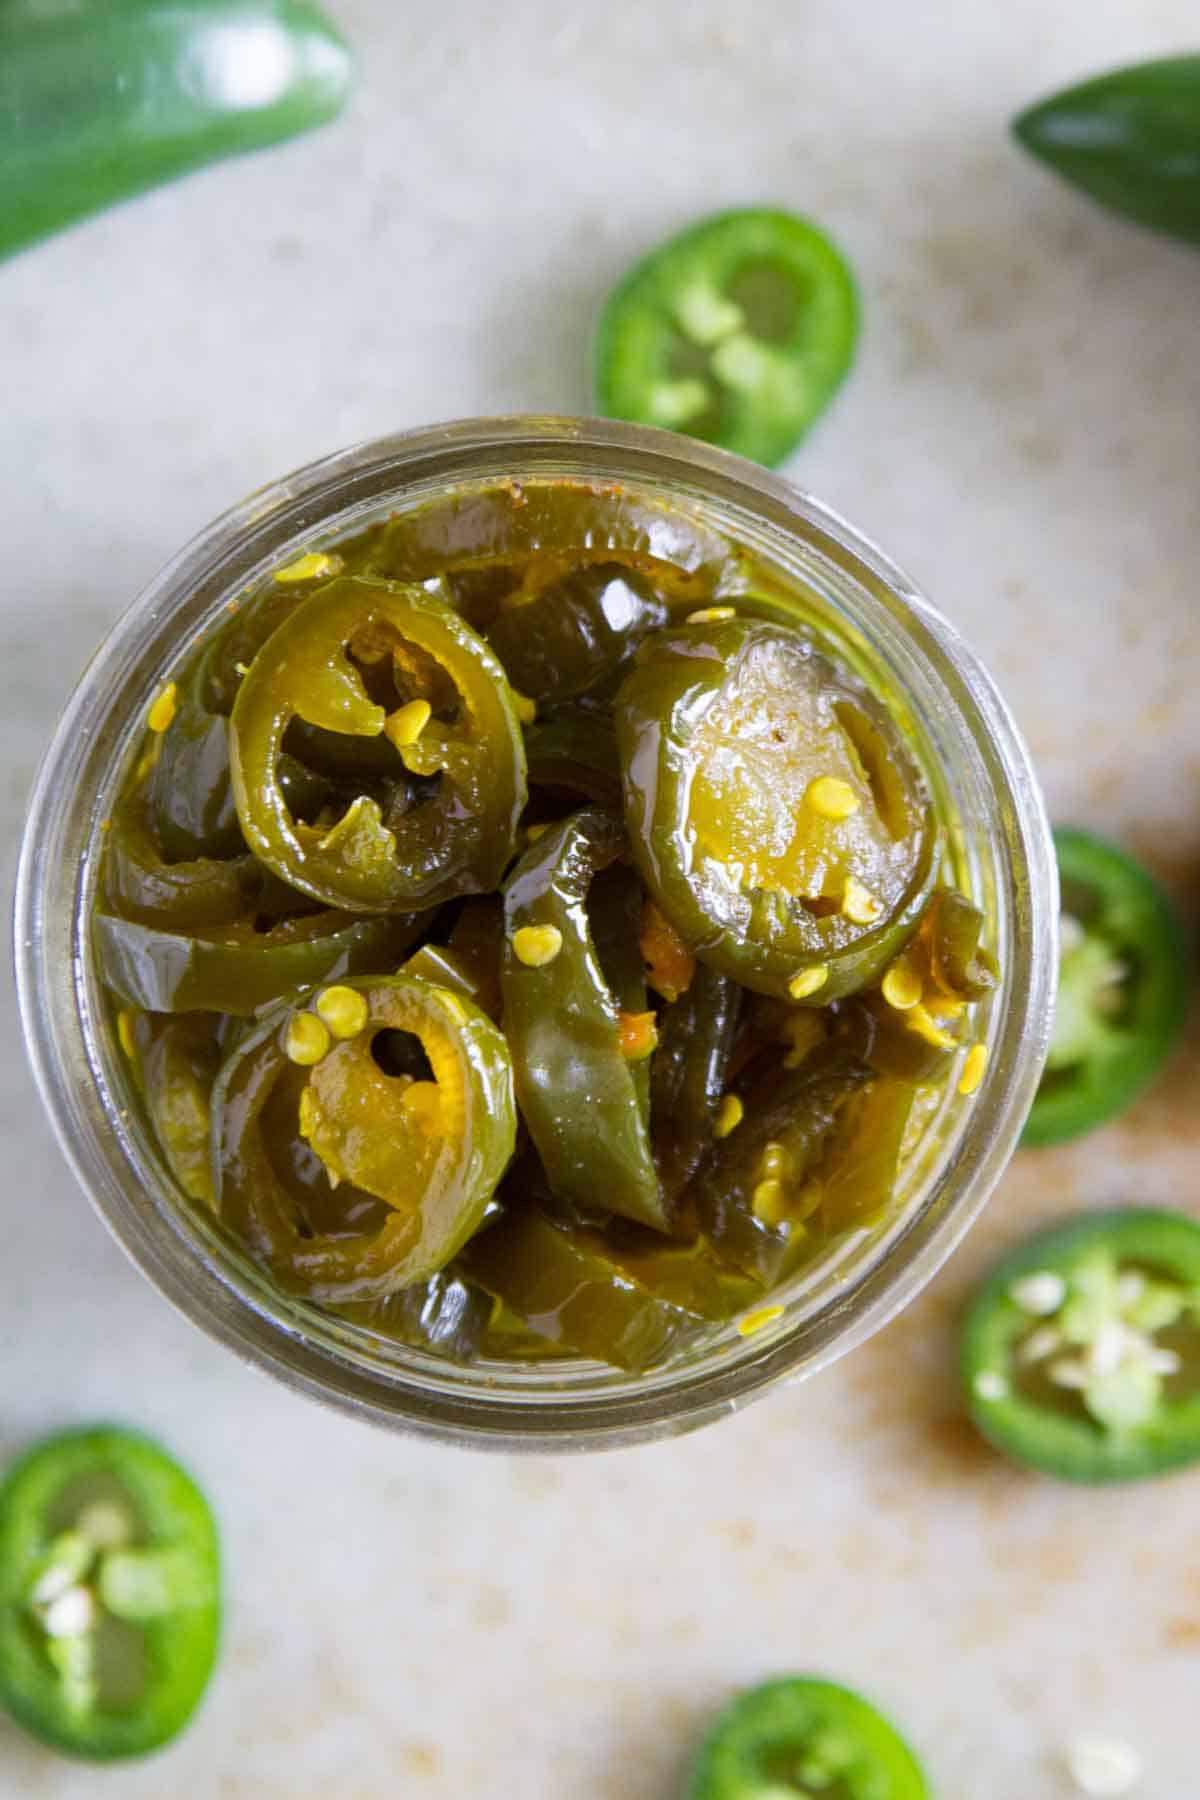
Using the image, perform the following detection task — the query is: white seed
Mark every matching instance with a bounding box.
[42,1586,96,1639]
[76,1501,133,1551]
[30,1562,80,1607]
[1066,1730,1144,1796]
[1048,1357,1091,1390]
[1019,1324,1064,1363]
[973,1370,1009,1403]
[1087,1318,1130,1379]
[1146,1347,1182,1377]
[1116,1271,1146,1308]
[29,1532,92,1605]
[1010,1270,1067,1316]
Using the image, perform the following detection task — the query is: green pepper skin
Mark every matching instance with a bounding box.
[463,1197,752,1372]
[837,995,959,1086]
[1023,828,1190,1147]
[616,617,936,1000]
[335,1269,495,1359]
[230,577,528,913]
[815,1076,914,1237]
[1015,57,1200,246]
[963,1209,1200,1484]
[370,478,736,608]
[0,1427,219,1759]
[153,687,334,863]
[0,2,351,267]
[588,862,654,1123]
[152,699,243,863]
[651,964,740,1201]
[132,1013,222,1207]
[687,1676,929,1800]
[696,1042,872,1283]
[197,581,320,718]
[922,888,999,1002]
[594,208,859,467]
[213,976,516,1302]
[501,811,668,1233]
[524,710,623,811]
[104,785,264,930]
[94,908,422,1017]
[486,565,668,704]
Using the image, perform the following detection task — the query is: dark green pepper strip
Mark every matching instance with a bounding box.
[197,566,338,718]
[696,1041,872,1283]
[486,564,668,704]
[919,888,999,1002]
[594,208,859,467]
[94,908,422,1017]
[524,709,623,810]
[0,1427,219,1759]
[463,1199,753,1372]
[501,810,668,1233]
[152,685,334,863]
[370,477,736,607]
[686,1676,929,1800]
[334,1268,495,1360]
[403,944,495,1017]
[213,975,516,1301]
[588,862,654,1123]
[1015,57,1200,247]
[1023,828,1189,1148]
[151,696,243,863]
[130,1014,222,1208]
[616,617,936,1000]
[104,781,263,930]
[651,964,740,1202]
[230,576,527,913]
[0,2,350,266]
[963,1209,1200,1484]
[837,994,961,1086]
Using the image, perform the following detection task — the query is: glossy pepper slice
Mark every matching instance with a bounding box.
[963,1209,1200,1484]
[686,1676,929,1800]
[651,964,740,1202]
[128,1013,222,1207]
[103,781,263,930]
[486,564,668,704]
[0,1426,219,1759]
[697,1041,873,1283]
[369,477,737,609]
[1015,56,1200,247]
[616,616,936,1000]
[335,1268,495,1360]
[213,975,516,1301]
[1023,829,1189,1147]
[463,1192,753,1372]
[501,810,668,1232]
[0,2,350,266]
[812,1075,915,1238]
[230,576,527,913]
[93,908,422,1017]
[594,209,859,466]
[151,682,333,863]
[150,694,243,863]
[524,710,623,811]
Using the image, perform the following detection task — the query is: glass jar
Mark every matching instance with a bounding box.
[14,417,1057,1451]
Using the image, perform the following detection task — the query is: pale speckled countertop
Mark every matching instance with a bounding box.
[2,2,1200,1795]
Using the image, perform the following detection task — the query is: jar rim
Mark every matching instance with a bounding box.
[13,415,1058,1451]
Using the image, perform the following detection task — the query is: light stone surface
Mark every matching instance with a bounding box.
[2,2,1199,1794]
